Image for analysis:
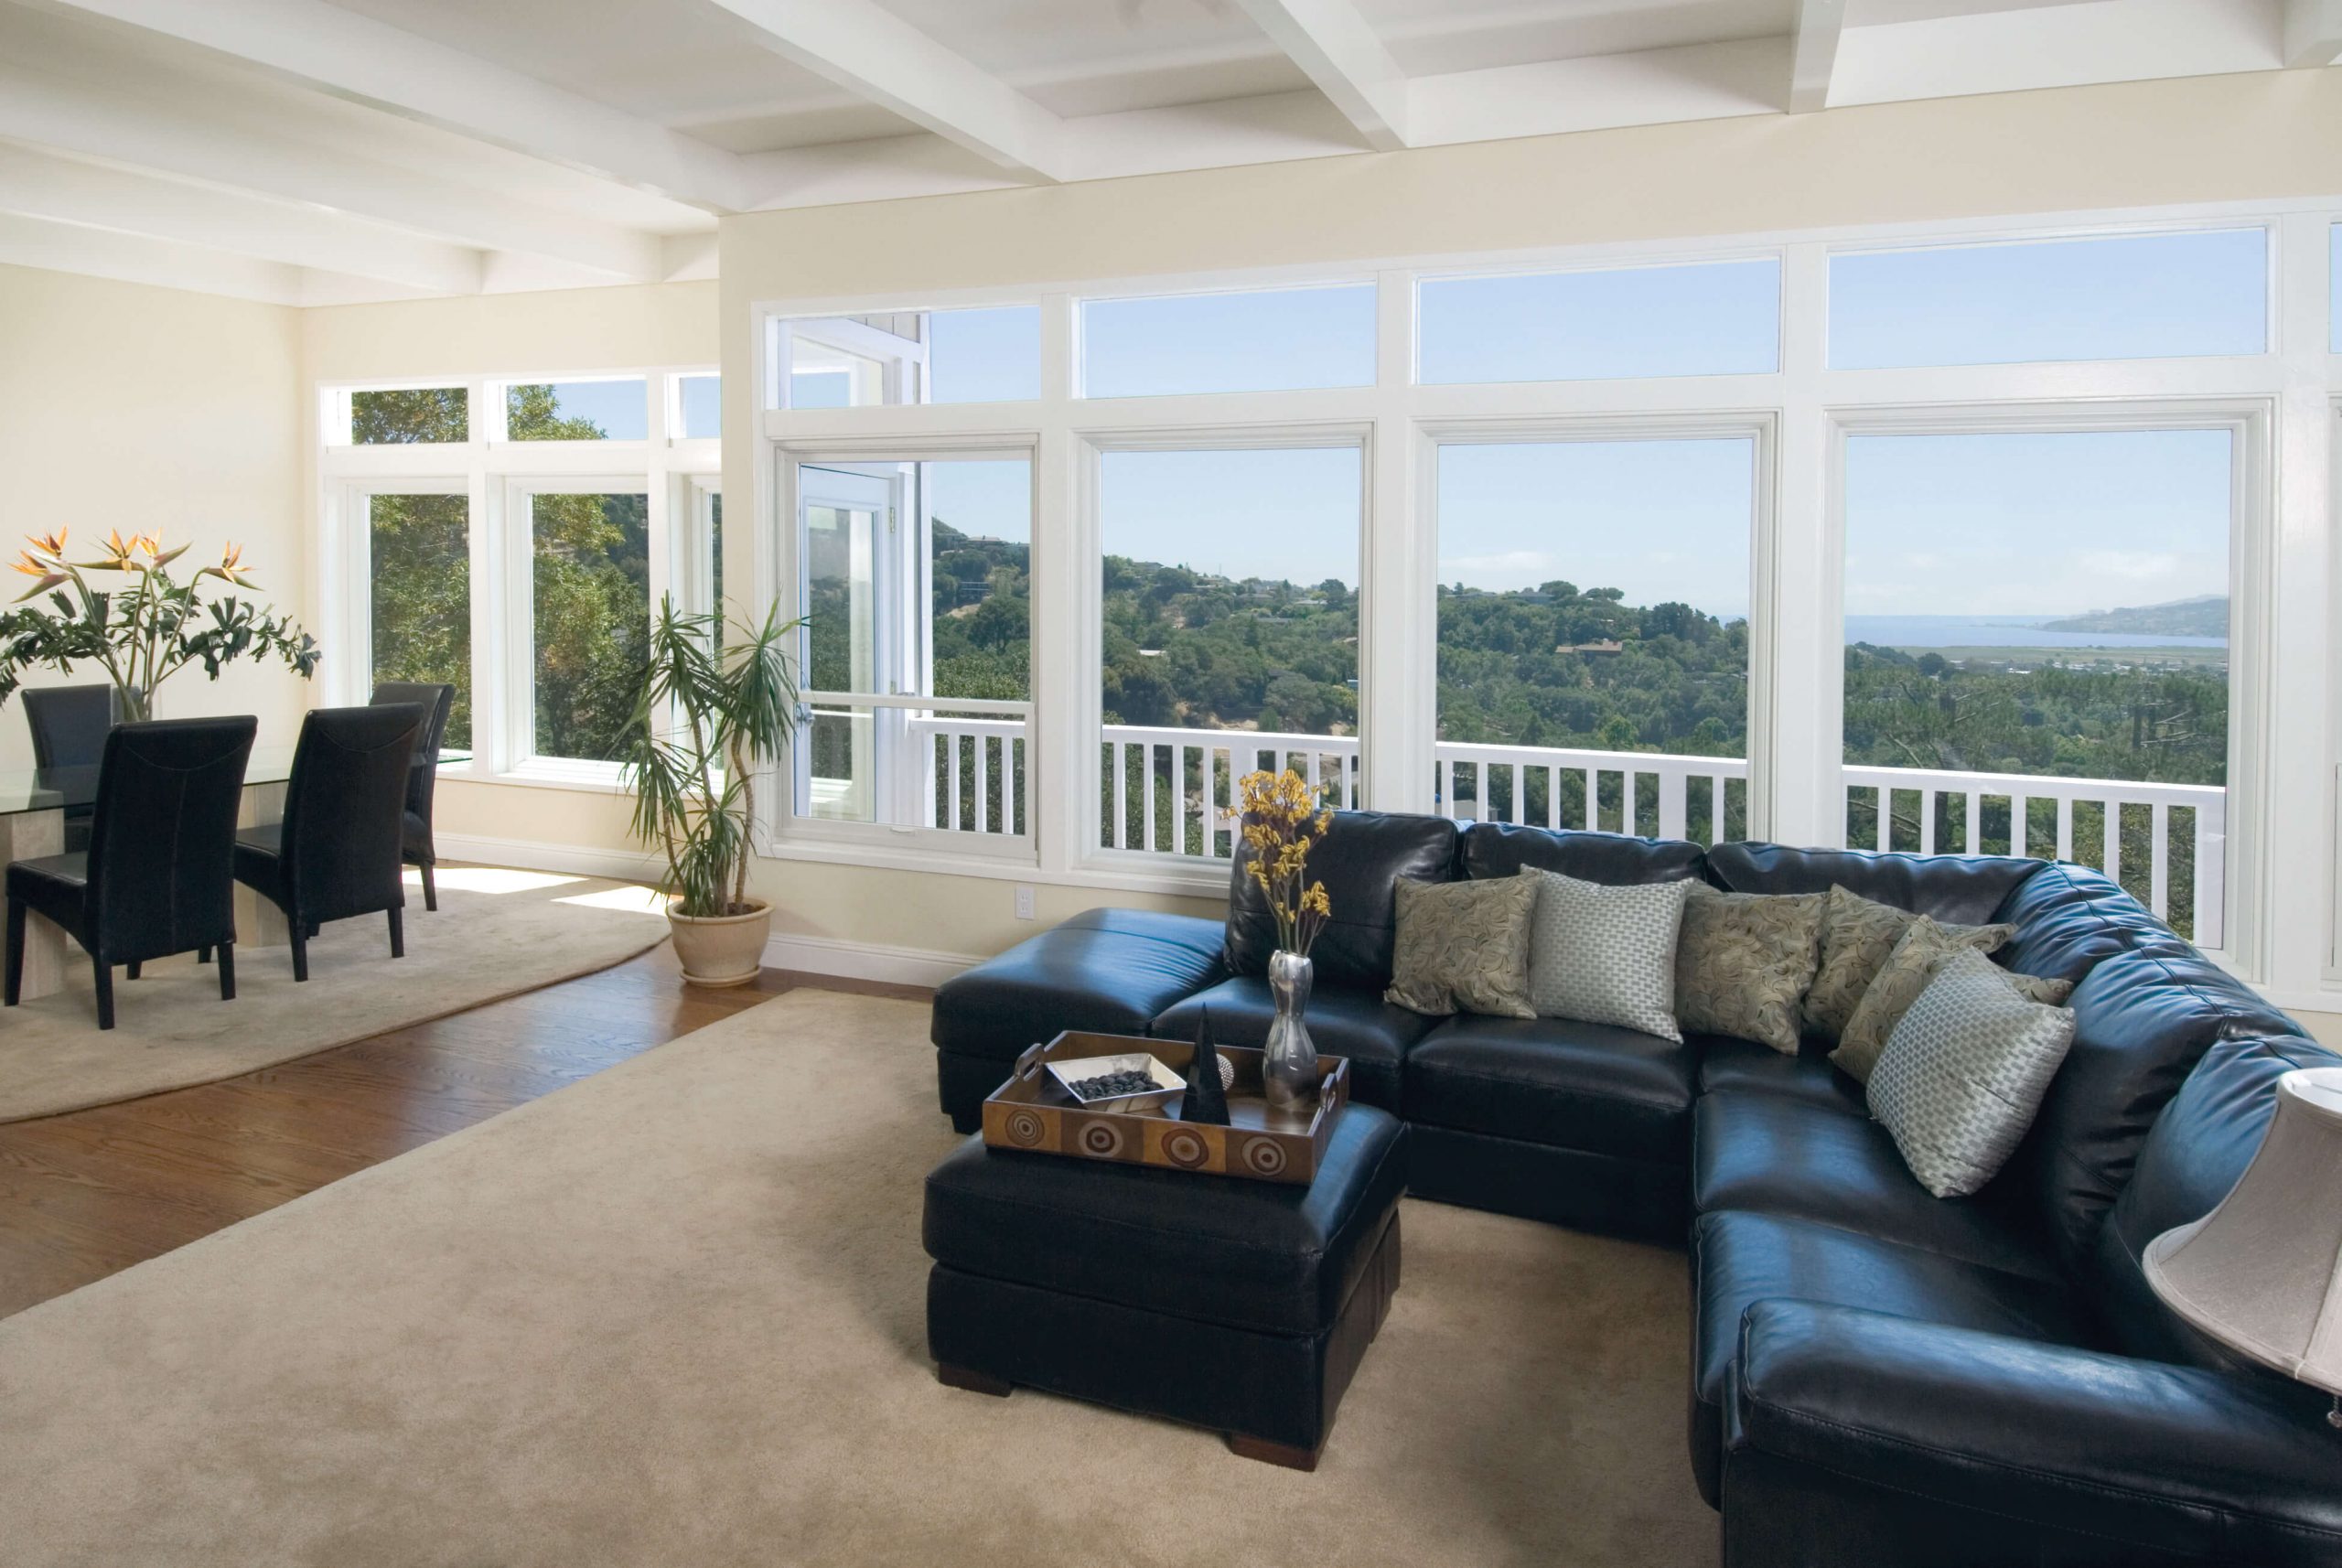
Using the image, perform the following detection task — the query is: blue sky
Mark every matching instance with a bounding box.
[749,232,2270,619]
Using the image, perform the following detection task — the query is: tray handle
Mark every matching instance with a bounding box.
[1011,1041,1047,1083]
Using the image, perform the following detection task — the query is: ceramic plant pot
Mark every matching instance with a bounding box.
[667,897,771,988]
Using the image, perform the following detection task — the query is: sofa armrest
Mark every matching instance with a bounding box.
[1723,1300,2342,1568]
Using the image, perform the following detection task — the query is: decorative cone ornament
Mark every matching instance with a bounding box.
[1180,1007,1230,1126]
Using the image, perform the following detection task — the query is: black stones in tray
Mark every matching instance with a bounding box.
[1064,1069,1160,1101]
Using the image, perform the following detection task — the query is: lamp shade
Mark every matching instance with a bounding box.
[2144,1067,2342,1396]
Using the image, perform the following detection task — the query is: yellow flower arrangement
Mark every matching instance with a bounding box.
[1227,768,1336,956]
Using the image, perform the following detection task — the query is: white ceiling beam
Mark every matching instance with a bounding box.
[1789,0,1846,113]
[1230,0,1412,151]
[0,57,664,282]
[698,0,1065,183]
[0,144,483,295]
[29,0,754,212]
[2283,0,2342,66]
[0,209,306,306]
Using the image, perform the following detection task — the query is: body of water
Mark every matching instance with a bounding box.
[1842,614,2227,650]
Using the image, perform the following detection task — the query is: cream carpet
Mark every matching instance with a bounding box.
[0,988,1712,1568]
[0,866,670,1122]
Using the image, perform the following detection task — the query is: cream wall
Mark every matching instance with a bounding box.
[717,68,2342,964]
[297,280,718,853]
[0,264,306,771]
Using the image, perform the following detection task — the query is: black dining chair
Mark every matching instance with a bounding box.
[233,704,424,983]
[369,681,456,911]
[21,684,136,854]
[5,715,257,1030]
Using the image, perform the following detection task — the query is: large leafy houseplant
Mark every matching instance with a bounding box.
[621,594,802,985]
[1,530,318,718]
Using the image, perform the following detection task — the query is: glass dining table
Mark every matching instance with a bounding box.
[0,746,467,1002]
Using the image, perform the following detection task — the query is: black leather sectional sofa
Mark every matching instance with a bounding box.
[930,811,2342,1565]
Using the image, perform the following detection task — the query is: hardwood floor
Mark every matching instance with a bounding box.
[0,947,929,1320]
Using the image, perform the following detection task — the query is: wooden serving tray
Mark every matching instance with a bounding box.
[983,1030,1350,1186]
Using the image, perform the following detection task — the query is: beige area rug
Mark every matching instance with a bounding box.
[0,989,1712,1568]
[0,866,670,1122]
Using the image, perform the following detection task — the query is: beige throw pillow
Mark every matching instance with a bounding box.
[1833,918,2075,1083]
[1383,875,1538,1018]
[1802,886,2012,1045]
[1868,949,2078,1198]
[1672,884,1828,1055]
[1521,868,1692,1042]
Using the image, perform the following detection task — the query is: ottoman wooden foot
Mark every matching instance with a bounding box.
[938,1362,1013,1398]
[1228,1433,1320,1472]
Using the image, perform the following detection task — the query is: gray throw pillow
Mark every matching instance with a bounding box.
[1867,948,2078,1199]
[1521,868,1691,1042]
[1383,875,1538,1018]
[1833,918,2075,1083]
[1803,885,2012,1044]
[1673,884,1827,1055]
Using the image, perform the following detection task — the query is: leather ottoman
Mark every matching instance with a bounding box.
[920,1104,1407,1470]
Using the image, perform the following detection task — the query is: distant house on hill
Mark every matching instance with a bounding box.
[1557,639,1625,656]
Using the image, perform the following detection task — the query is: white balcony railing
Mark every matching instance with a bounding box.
[832,722,2223,942]
[1844,764,2223,947]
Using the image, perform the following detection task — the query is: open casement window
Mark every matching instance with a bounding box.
[343,478,473,757]
[777,318,929,410]
[787,457,1032,853]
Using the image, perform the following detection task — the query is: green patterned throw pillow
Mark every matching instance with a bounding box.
[1383,875,1539,1018]
[1803,886,2012,1045]
[1672,884,1827,1055]
[1833,918,2074,1083]
[1521,868,1692,1042]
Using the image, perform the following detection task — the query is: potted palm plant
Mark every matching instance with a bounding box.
[621,595,802,987]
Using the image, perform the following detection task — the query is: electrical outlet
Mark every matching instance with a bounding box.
[1014,884,1037,920]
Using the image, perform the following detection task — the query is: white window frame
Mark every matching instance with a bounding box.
[770,436,1039,862]
[740,193,2334,1003]
[316,366,719,795]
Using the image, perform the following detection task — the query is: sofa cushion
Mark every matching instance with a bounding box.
[930,908,1227,1063]
[2092,1033,2342,1368]
[2006,946,2302,1271]
[1867,949,2079,1200]
[1991,861,2165,983]
[1692,1095,2059,1280]
[1457,820,1708,886]
[1522,868,1691,1039]
[1153,977,1434,1112]
[1832,918,2072,1084]
[1705,841,2042,926]
[1687,1208,2088,1505]
[1225,810,1458,991]
[1383,873,1537,1018]
[1695,1036,1866,1115]
[1674,885,1826,1054]
[1803,886,2012,1044]
[1403,1013,1698,1165]
[922,1105,1407,1337]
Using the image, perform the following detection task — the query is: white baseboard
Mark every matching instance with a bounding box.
[435,831,663,885]
[761,930,977,989]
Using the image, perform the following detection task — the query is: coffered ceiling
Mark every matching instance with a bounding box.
[0,0,2333,305]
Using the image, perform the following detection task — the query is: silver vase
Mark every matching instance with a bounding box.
[1262,949,1319,1112]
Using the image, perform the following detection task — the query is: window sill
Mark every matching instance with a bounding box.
[441,760,634,796]
[758,832,1233,903]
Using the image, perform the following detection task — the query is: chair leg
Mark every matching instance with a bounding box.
[216,942,235,1002]
[388,906,404,959]
[125,959,141,981]
[92,957,113,1030]
[421,861,437,913]
[289,924,308,983]
[197,945,211,964]
[4,899,22,1007]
